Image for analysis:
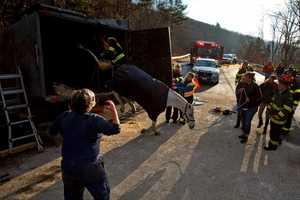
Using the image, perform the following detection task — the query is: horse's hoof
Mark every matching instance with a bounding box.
[154,131,161,136]
[141,129,147,134]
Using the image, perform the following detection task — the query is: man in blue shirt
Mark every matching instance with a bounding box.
[50,89,120,200]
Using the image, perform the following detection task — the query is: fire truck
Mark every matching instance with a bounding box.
[190,40,224,63]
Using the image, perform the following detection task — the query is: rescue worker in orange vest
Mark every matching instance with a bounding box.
[263,61,274,80]
[282,67,300,135]
[176,72,196,125]
[264,74,293,151]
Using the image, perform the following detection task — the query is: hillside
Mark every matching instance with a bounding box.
[171,18,254,56]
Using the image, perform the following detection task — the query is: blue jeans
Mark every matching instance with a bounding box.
[62,161,110,200]
[241,106,258,135]
[264,72,272,80]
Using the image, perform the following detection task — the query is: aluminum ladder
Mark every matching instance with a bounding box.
[0,68,43,152]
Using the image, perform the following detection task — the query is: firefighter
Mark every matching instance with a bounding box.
[98,36,126,69]
[264,74,293,151]
[257,75,278,133]
[235,61,249,84]
[176,72,196,125]
[282,67,300,135]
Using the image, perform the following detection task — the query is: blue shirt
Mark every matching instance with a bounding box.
[50,111,120,172]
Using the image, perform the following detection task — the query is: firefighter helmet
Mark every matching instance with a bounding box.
[278,74,293,85]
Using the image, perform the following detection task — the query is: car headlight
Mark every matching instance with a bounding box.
[211,73,218,77]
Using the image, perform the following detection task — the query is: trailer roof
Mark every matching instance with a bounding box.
[24,3,128,30]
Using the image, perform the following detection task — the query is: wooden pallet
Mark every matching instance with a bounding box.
[0,142,36,158]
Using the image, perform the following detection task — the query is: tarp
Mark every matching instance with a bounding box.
[110,64,169,121]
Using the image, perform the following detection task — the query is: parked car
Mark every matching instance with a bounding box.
[222,53,237,64]
[192,58,220,84]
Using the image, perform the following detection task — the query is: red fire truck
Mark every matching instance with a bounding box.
[190,40,224,63]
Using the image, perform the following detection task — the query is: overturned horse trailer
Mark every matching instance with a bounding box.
[0,4,173,120]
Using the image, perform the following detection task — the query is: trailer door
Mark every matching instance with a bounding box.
[127,27,172,86]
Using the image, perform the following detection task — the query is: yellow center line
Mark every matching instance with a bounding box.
[253,134,265,174]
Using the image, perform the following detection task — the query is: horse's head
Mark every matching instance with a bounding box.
[184,103,195,129]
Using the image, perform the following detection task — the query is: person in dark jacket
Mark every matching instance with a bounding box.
[238,72,262,143]
[275,63,285,76]
[257,75,278,134]
[234,75,248,128]
[50,89,121,200]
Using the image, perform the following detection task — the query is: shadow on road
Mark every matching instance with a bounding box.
[106,122,181,188]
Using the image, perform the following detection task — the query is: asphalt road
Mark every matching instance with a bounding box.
[1,66,300,200]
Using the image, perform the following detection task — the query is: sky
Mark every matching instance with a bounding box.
[182,0,286,40]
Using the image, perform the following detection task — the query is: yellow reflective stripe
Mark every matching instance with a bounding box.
[271,103,280,111]
[270,139,279,145]
[112,53,125,64]
[295,89,300,93]
[271,117,286,125]
[282,127,290,131]
[278,111,285,118]
[116,42,122,49]
[283,105,292,112]
[107,37,122,49]
[176,77,183,82]
[108,47,115,52]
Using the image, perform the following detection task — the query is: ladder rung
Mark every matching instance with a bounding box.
[11,133,35,142]
[0,74,21,80]
[3,89,24,95]
[11,119,30,126]
[7,104,28,110]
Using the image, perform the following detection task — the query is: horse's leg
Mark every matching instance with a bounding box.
[141,120,160,136]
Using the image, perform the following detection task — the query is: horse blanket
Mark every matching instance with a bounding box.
[109,64,169,121]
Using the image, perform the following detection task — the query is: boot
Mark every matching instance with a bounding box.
[240,138,248,144]
[264,142,277,151]
[257,117,263,128]
[234,115,241,128]
[238,134,248,139]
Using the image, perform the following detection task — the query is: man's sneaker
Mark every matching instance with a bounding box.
[234,123,240,128]
[264,142,277,151]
